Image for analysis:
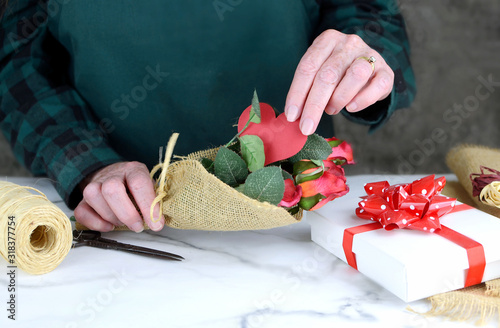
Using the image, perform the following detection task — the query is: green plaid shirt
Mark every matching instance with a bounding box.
[0,0,415,208]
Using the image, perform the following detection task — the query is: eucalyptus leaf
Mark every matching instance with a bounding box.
[243,166,285,205]
[250,89,261,124]
[214,147,249,187]
[239,135,265,172]
[289,134,332,162]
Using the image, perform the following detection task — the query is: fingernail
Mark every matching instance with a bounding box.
[286,105,299,122]
[131,222,144,233]
[346,102,358,112]
[151,219,164,231]
[300,118,315,135]
[325,106,336,115]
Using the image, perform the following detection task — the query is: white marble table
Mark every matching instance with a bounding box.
[0,175,492,328]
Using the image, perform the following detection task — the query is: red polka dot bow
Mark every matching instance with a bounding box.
[355,175,457,232]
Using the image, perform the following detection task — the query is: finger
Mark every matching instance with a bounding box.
[325,56,374,115]
[345,69,394,113]
[284,30,340,123]
[82,182,122,227]
[74,200,115,232]
[101,175,145,233]
[125,162,165,231]
[299,50,353,135]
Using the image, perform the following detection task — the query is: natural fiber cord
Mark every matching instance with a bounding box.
[0,181,72,274]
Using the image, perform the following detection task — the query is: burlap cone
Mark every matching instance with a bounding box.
[77,134,302,231]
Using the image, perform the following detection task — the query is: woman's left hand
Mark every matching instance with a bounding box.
[285,29,395,135]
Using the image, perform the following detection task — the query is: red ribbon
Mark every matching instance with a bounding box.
[343,175,486,288]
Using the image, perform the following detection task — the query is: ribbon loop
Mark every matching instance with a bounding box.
[347,175,487,289]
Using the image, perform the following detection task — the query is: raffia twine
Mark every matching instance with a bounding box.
[147,133,302,231]
[0,181,72,274]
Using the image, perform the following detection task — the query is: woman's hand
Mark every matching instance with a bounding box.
[285,29,395,135]
[74,161,165,232]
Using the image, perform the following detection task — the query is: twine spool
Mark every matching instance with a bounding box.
[0,181,72,274]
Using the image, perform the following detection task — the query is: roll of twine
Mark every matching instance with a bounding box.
[0,181,72,274]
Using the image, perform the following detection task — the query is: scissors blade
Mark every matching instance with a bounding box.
[84,240,184,261]
[93,236,184,261]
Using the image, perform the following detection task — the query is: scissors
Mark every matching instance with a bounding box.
[72,230,184,261]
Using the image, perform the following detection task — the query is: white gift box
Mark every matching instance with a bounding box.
[308,175,500,302]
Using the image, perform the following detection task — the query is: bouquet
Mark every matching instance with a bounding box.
[148,91,354,231]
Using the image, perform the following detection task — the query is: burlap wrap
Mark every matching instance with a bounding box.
[155,154,302,231]
[76,136,302,231]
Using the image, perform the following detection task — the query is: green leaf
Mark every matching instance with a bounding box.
[293,159,325,184]
[298,194,326,211]
[293,160,320,175]
[311,159,324,167]
[227,140,240,153]
[243,166,285,205]
[249,89,261,124]
[287,206,300,215]
[200,158,215,174]
[327,138,343,148]
[295,168,324,185]
[239,135,265,172]
[289,134,332,163]
[234,184,245,193]
[214,147,249,187]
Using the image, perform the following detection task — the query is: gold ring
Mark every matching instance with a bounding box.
[357,56,376,72]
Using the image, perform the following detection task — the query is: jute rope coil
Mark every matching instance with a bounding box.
[0,181,72,274]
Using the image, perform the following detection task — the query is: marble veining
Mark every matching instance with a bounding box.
[0,176,494,328]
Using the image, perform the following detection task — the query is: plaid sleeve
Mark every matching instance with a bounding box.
[317,0,416,132]
[0,0,124,208]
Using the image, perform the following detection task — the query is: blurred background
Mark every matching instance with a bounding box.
[1,0,499,177]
